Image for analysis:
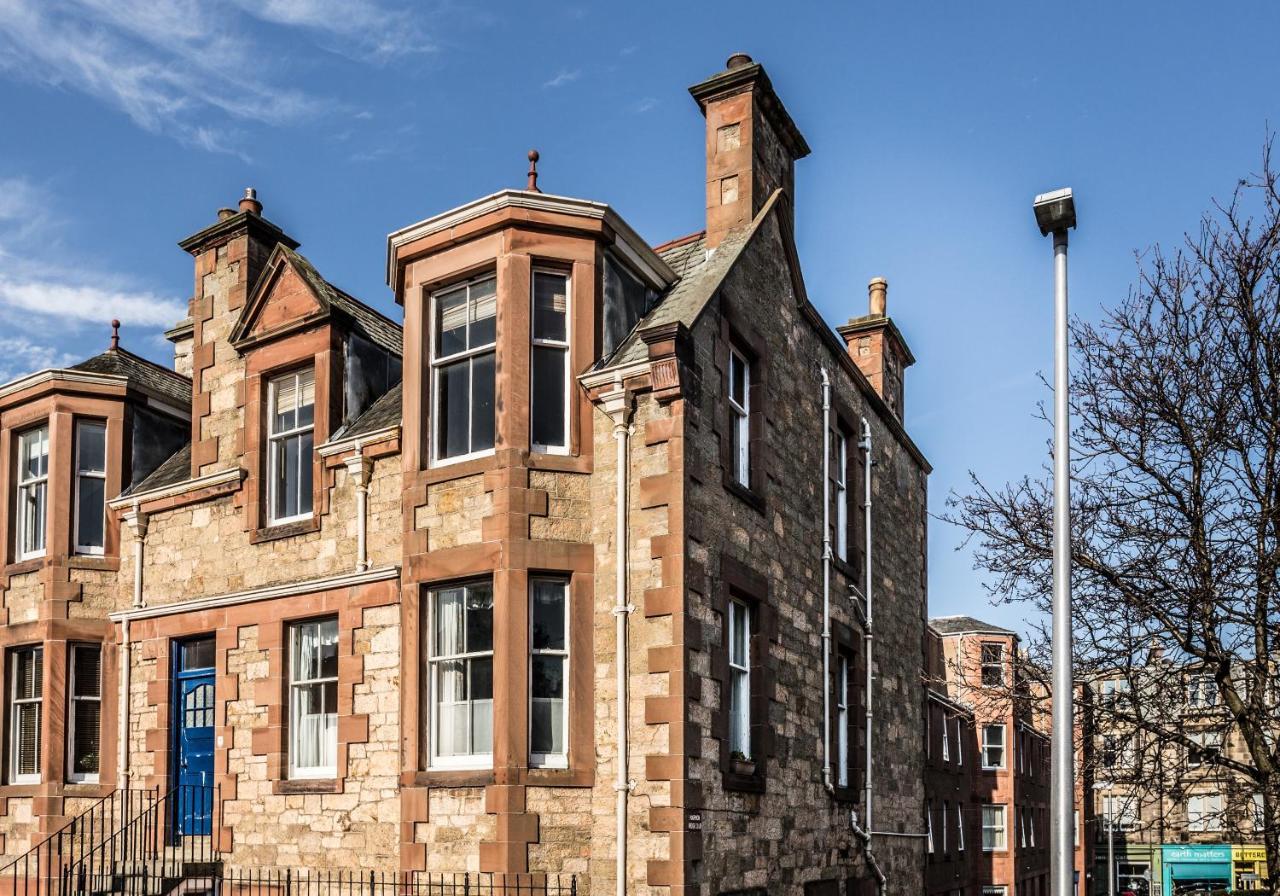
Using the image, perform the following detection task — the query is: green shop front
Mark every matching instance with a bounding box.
[1160,844,1232,895]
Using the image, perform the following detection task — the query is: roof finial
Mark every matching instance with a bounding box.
[526,149,541,193]
[110,319,121,351]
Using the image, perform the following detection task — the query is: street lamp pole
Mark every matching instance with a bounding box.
[1035,187,1078,896]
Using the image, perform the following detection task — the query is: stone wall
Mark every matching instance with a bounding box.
[680,211,928,895]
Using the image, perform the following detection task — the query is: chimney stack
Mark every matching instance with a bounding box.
[837,277,915,419]
[689,54,810,248]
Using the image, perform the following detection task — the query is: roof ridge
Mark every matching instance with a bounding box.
[107,346,193,384]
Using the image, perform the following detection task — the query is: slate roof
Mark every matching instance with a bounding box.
[929,615,1017,636]
[72,348,192,407]
[337,382,402,440]
[285,248,402,356]
[603,194,775,370]
[126,443,192,495]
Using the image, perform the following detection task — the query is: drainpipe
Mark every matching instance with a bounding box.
[120,499,148,785]
[343,443,373,572]
[820,368,834,794]
[859,417,874,835]
[600,385,635,896]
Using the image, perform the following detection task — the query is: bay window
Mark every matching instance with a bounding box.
[728,598,751,758]
[268,368,315,524]
[529,577,569,767]
[67,644,101,782]
[530,270,570,454]
[289,617,338,779]
[432,276,496,462]
[428,580,493,767]
[74,421,107,555]
[15,425,49,560]
[9,646,42,784]
[728,348,750,487]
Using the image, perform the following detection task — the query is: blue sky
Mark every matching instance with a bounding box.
[2,1,1278,634]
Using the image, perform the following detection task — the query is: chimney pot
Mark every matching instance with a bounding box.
[726,52,753,69]
[238,187,263,216]
[868,277,888,316]
[217,207,236,221]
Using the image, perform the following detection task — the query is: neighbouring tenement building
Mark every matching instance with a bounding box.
[924,617,1093,896]
[0,54,931,895]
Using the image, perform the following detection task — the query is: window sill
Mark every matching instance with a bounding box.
[410,768,494,788]
[723,478,765,515]
[68,556,118,571]
[275,778,341,795]
[4,557,46,577]
[251,517,321,544]
[722,768,766,794]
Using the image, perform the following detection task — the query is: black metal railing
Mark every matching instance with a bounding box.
[1,784,219,896]
[218,870,578,896]
[0,788,159,895]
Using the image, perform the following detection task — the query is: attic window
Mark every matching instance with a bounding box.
[268,368,315,525]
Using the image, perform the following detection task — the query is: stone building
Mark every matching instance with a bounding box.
[0,54,931,895]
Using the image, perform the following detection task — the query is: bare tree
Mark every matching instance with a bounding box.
[945,140,1280,893]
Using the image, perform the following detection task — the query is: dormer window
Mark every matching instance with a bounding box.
[15,425,49,560]
[73,421,107,555]
[530,270,569,454]
[432,275,496,463]
[268,368,315,525]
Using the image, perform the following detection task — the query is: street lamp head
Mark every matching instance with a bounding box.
[1034,187,1077,236]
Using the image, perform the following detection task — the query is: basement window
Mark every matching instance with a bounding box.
[267,368,315,525]
[9,646,42,784]
[15,424,49,560]
[67,644,101,783]
[432,275,496,464]
[289,618,338,779]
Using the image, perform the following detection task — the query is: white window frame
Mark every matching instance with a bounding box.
[982,889,1008,896]
[955,717,964,765]
[942,800,949,853]
[728,348,750,488]
[836,652,849,787]
[427,580,494,770]
[73,420,107,556]
[982,723,1006,770]
[829,425,847,560]
[288,617,338,780]
[727,598,751,758]
[9,646,42,785]
[15,425,49,561]
[957,803,965,851]
[430,275,498,467]
[1187,674,1217,709]
[266,368,316,526]
[982,804,1007,852]
[941,712,951,762]
[66,644,101,783]
[1253,793,1265,831]
[980,642,1005,687]
[1187,730,1222,768]
[1187,793,1223,832]
[927,801,935,854]
[529,576,569,769]
[529,269,571,456]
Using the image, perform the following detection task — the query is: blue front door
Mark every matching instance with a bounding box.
[173,637,215,836]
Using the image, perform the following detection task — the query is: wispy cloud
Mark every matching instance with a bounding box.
[0,176,186,365]
[635,97,658,114]
[0,0,429,153]
[0,336,79,384]
[542,68,580,89]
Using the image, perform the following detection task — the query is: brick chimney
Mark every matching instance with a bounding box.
[177,189,298,476]
[689,53,810,248]
[837,278,915,419]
